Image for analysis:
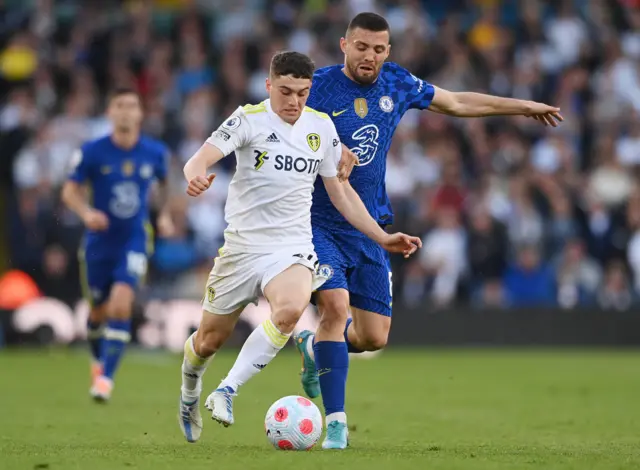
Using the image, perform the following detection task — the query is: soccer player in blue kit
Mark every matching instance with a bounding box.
[294,12,563,449]
[62,88,174,402]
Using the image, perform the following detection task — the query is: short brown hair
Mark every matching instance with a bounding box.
[108,87,141,103]
[270,51,315,80]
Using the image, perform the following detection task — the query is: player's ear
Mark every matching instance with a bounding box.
[385,44,391,59]
[340,37,347,54]
[265,77,271,94]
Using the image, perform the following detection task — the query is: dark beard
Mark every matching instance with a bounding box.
[348,63,378,85]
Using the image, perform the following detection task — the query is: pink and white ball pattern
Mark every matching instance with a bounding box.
[264,395,323,451]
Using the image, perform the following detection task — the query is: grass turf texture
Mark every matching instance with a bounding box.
[1,348,639,470]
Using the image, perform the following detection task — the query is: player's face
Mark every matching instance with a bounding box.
[341,28,390,85]
[108,94,143,132]
[266,75,312,124]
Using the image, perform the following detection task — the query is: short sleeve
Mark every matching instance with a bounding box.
[406,71,435,111]
[318,122,341,178]
[67,146,92,183]
[205,108,250,156]
[155,145,170,181]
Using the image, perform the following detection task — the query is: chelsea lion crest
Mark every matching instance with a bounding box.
[140,164,153,179]
[318,264,333,280]
[379,96,394,113]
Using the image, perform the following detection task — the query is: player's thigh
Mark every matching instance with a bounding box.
[312,225,350,293]
[80,257,113,310]
[348,241,393,317]
[110,249,147,318]
[350,307,391,350]
[262,252,315,332]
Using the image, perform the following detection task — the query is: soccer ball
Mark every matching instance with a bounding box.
[264,395,323,450]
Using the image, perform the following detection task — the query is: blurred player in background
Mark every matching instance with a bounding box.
[62,88,174,402]
[177,51,421,444]
[294,12,564,449]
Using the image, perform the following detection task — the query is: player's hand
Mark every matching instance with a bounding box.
[380,232,422,258]
[338,145,358,182]
[157,211,175,238]
[525,102,563,127]
[186,174,215,197]
[82,209,109,231]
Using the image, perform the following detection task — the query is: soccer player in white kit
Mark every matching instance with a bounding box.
[177,51,422,443]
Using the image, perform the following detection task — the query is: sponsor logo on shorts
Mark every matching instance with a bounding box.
[207,286,216,303]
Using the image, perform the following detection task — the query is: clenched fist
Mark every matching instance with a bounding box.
[82,209,109,231]
[186,174,216,197]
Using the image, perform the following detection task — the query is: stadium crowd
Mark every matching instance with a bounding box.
[2,0,640,311]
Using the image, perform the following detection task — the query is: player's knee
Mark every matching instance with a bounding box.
[271,302,304,334]
[108,301,132,319]
[360,332,388,351]
[107,283,135,319]
[88,306,107,323]
[317,293,350,326]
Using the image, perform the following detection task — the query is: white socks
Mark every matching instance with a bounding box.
[326,412,347,425]
[220,319,291,391]
[181,333,213,403]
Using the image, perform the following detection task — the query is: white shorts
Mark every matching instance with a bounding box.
[202,245,324,315]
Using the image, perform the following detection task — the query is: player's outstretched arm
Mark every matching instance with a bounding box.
[428,86,563,126]
[183,143,225,197]
[322,176,422,258]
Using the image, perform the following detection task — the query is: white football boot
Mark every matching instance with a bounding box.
[205,386,236,427]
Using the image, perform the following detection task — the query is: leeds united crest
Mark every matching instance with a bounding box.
[307,133,321,152]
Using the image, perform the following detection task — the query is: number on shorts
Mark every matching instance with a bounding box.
[127,251,148,278]
[388,271,393,299]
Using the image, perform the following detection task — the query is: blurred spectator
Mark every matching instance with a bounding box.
[597,260,634,311]
[554,238,602,309]
[503,244,556,307]
[466,206,507,290]
[419,207,466,306]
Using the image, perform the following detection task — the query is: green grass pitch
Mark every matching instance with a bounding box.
[1,347,639,470]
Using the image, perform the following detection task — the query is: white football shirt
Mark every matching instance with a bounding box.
[206,99,342,253]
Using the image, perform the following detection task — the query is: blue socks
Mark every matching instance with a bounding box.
[87,319,103,362]
[313,341,349,415]
[344,318,364,354]
[101,319,132,379]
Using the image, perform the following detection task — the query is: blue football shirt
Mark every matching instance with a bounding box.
[68,135,168,258]
[308,62,435,230]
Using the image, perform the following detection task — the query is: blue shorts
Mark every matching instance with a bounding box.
[313,224,392,316]
[80,237,149,307]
